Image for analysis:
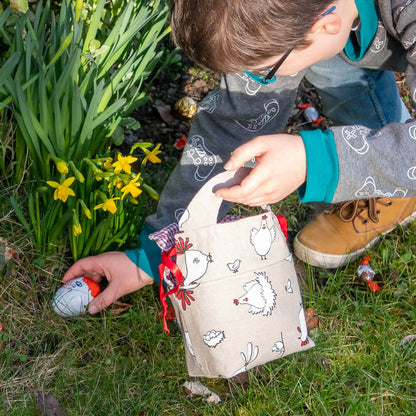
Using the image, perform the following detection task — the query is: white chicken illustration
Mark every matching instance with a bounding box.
[227,259,241,273]
[175,237,212,289]
[233,272,276,316]
[231,342,259,377]
[250,215,276,259]
[285,279,293,293]
[272,332,285,357]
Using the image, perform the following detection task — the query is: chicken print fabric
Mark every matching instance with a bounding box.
[162,169,315,378]
[233,272,276,316]
[250,215,276,259]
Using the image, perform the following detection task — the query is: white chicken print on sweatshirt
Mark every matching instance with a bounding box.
[250,215,276,259]
[233,272,276,316]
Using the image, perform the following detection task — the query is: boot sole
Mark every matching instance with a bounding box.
[293,210,416,268]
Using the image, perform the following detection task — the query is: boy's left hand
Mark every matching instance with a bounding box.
[216,134,307,206]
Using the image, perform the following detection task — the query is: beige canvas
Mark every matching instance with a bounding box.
[162,168,315,378]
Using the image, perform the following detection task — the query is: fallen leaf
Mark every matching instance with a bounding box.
[305,307,320,330]
[154,104,176,123]
[110,300,133,316]
[399,334,416,347]
[36,392,67,416]
[182,380,221,404]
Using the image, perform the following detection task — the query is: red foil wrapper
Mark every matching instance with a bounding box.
[357,255,380,292]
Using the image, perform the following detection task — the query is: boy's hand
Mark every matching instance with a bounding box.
[216,134,307,206]
[62,252,154,314]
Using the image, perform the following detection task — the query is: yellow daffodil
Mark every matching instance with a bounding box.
[104,157,113,170]
[108,179,124,191]
[73,223,82,236]
[112,154,137,174]
[94,197,120,214]
[142,143,162,165]
[47,177,76,202]
[121,174,142,199]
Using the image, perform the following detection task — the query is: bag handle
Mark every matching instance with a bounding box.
[179,167,252,232]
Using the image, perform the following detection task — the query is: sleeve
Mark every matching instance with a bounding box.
[125,223,160,282]
[145,71,305,231]
[297,129,339,203]
[313,3,416,203]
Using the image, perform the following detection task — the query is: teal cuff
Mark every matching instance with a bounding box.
[298,129,339,203]
[344,0,378,61]
[125,223,160,283]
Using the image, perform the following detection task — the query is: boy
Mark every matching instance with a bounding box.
[64,0,416,313]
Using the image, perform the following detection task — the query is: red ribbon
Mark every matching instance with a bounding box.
[158,246,184,333]
[276,215,288,239]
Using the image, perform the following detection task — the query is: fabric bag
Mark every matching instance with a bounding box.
[158,168,315,378]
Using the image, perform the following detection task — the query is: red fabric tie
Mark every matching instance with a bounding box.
[159,246,184,333]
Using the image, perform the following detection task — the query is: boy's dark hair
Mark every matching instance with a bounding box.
[170,0,334,73]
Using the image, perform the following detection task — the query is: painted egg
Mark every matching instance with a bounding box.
[52,277,100,318]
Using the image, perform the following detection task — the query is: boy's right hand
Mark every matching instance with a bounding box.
[216,133,307,206]
[62,251,154,314]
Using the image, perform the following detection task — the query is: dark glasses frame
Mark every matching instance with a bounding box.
[244,6,336,86]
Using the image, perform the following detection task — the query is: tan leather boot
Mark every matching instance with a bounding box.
[293,196,416,268]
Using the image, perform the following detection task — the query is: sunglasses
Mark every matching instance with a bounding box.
[244,6,336,86]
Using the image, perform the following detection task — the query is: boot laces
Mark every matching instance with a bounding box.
[326,198,392,225]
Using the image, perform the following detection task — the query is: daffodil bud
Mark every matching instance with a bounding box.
[72,209,82,237]
[125,195,139,205]
[74,0,83,22]
[49,155,69,174]
[142,183,159,200]
[78,199,92,220]
[36,186,49,193]
[73,223,82,237]
[83,158,101,175]
[68,161,85,183]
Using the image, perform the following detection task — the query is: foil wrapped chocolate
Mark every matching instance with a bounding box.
[357,255,380,292]
[174,96,198,119]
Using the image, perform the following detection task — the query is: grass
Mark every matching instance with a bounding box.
[1,182,415,415]
[1,66,416,414]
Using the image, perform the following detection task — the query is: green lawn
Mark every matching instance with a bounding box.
[1,189,415,415]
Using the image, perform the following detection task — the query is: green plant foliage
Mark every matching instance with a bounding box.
[0,0,176,259]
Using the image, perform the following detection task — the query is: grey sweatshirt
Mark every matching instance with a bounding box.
[146,0,416,232]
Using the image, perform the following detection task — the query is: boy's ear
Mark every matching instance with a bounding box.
[310,13,342,35]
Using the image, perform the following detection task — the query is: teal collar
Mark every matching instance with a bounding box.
[344,0,378,60]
